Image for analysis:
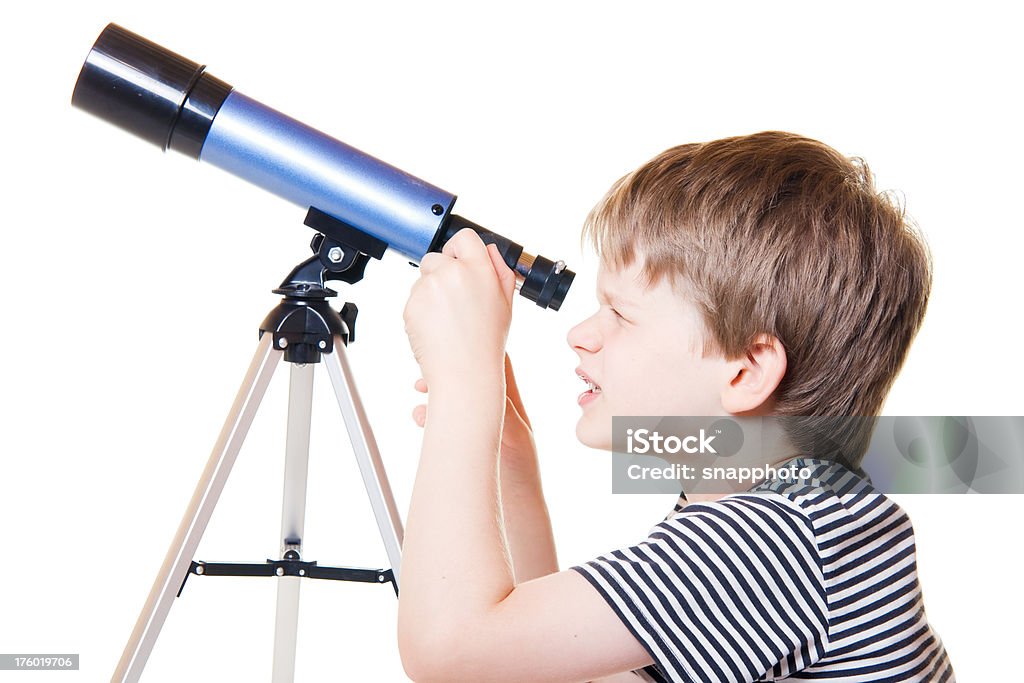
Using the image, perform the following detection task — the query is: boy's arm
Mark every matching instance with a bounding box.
[399,230,653,681]
[498,429,559,584]
[490,353,561,583]
[411,354,559,585]
[397,375,653,682]
[593,673,645,682]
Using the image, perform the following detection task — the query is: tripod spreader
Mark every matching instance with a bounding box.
[180,559,398,598]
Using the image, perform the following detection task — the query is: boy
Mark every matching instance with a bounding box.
[398,131,953,682]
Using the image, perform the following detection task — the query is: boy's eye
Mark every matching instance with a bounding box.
[598,303,630,324]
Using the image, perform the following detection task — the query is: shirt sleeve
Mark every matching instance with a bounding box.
[571,493,829,683]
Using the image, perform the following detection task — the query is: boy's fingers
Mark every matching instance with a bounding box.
[418,251,447,274]
[504,395,526,429]
[486,243,517,296]
[441,227,487,260]
[414,378,428,393]
[412,404,426,427]
[503,353,531,430]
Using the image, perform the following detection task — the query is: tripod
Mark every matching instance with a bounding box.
[112,210,405,682]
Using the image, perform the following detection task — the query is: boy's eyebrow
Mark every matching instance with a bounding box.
[598,286,638,309]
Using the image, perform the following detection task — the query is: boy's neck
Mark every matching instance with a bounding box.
[683,418,803,499]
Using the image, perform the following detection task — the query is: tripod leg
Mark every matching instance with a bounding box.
[323,335,405,586]
[112,334,282,683]
[272,362,314,683]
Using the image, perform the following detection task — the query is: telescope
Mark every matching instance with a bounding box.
[72,24,580,683]
[71,23,574,309]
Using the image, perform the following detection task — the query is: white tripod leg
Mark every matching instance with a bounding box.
[272,362,315,683]
[323,335,405,585]
[113,333,282,683]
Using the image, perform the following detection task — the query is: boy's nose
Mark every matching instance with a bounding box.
[567,316,601,354]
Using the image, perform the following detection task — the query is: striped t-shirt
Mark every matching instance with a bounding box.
[571,458,954,682]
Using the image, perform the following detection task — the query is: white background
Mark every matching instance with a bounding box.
[1,2,1021,680]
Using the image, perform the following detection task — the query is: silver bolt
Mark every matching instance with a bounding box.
[318,340,327,349]
[554,260,566,274]
[195,565,204,575]
[328,247,344,263]
[276,567,285,577]
[299,569,306,576]
[378,575,385,582]
[278,338,288,348]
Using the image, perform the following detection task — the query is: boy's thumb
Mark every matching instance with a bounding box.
[486,243,517,299]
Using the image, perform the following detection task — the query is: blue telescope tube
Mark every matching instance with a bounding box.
[71,23,573,309]
[201,91,453,262]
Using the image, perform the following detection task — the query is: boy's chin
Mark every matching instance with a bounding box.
[575,420,613,451]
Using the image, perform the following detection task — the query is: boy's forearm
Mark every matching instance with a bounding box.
[500,450,559,583]
[398,371,515,641]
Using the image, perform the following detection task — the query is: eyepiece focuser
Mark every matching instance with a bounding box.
[72,23,574,310]
[433,215,574,311]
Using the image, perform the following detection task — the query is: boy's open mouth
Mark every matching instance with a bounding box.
[576,369,602,404]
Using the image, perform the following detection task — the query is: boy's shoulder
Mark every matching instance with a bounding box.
[662,457,910,553]
[584,458,953,679]
[749,457,909,539]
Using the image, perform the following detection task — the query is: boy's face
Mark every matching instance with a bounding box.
[567,257,731,450]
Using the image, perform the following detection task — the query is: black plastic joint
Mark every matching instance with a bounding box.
[259,297,347,363]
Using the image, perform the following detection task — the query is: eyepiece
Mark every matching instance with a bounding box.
[517,253,574,311]
[72,23,232,158]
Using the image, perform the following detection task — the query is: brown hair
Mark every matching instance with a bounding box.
[582,131,932,468]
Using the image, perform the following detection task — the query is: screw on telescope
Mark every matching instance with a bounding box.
[431,204,444,216]
[327,246,344,263]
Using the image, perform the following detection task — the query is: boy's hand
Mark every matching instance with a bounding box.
[412,354,536,461]
[403,228,516,388]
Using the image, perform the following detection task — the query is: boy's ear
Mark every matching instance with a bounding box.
[720,333,787,415]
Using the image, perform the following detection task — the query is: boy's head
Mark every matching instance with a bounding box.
[568,131,932,469]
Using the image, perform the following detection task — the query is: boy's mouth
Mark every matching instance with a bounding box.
[576,369,602,405]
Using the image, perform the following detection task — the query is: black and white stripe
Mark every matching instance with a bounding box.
[571,458,954,682]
